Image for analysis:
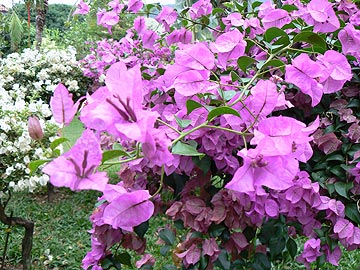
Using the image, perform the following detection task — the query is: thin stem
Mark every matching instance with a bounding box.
[150,165,164,199]
[157,119,181,134]
[103,155,144,166]
[171,121,209,146]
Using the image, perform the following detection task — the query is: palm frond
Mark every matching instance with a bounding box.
[9,10,24,51]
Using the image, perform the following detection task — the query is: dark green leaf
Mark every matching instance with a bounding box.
[215,250,230,270]
[50,137,69,150]
[174,115,192,129]
[186,100,203,115]
[114,252,132,267]
[160,245,171,256]
[209,224,226,238]
[101,257,114,269]
[223,90,237,101]
[281,4,299,11]
[134,220,149,238]
[347,99,360,108]
[207,106,240,121]
[237,56,258,73]
[345,203,360,224]
[192,155,211,173]
[264,27,290,47]
[159,228,176,246]
[293,31,327,53]
[334,182,353,199]
[326,154,344,162]
[329,165,345,178]
[253,253,271,270]
[29,159,50,175]
[286,238,297,259]
[172,141,205,158]
[261,59,286,73]
[230,71,240,82]
[212,7,224,15]
[269,237,286,258]
[102,150,129,163]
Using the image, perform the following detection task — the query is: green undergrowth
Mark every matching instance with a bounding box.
[0,188,99,270]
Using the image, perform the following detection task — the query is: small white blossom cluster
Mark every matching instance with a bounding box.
[0,46,88,101]
[0,46,88,194]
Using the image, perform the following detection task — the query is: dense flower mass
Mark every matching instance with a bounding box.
[39,0,360,269]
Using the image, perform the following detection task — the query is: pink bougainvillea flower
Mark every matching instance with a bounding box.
[304,0,340,33]
[108,0,124,13]
[296,238,322,267]
[127,0,143,13]
[42,129,108,192]
[134,16,146,34]
[246,80,279,117]
[285,53,328,106]
[251,116,319,162]
[102,190,154,230]
[211,28,246,69]
[189,0,212,20]
[338,24,360,60]
[50,83,81,126]
[73,0,90,15]
[222,12,244,27]
[166,27,192,45]
[156,6,178,32]
[225,148,298,193]
[97,10,119,34]
[258,0,275,18]
[81,62,158,142]
[140,29,159,50]
[262,9,291,29]
[175,42,215,70]
[317,50,353,93]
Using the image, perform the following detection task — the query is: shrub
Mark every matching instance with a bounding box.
[41,0,360,269]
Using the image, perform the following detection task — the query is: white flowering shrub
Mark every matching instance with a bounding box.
[0,46,89,194]
[0,46,90,102]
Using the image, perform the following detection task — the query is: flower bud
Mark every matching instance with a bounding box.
[28,116,44,140]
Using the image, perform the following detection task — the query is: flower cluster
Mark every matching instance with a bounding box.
[41,0,360,269]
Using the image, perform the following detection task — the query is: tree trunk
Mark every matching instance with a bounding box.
[35,0,48,50]
[0,203,34,270]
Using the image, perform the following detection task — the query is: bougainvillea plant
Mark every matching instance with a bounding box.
[37,0,360,269]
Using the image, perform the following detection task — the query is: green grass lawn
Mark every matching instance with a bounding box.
[0,188,359,270]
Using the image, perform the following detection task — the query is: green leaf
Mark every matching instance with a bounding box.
[134,220,149,238]
[172,141,205,158]
[281,4,299,12]
[29,160,50,175]
[61,117,85,152]
[253,253,271,270]
[269,237,286,258]
[50,137,69,151]
[101,150,129,163]
[329,165,345,178]
[326,154,344,162]
[215,250,230,270]
[174,115,192,129]
[192,155,211,173]
[237,56,258,73]
[286,238,297,259]
[345,203,360,224]
[158,228,176,246]
[293,31,327,53]
[160,245,171,256]
[264,27,290,48]
[114,252,132,267]
[230,70,240,82]
[334,182,353,199]
[186,100,203,115]
[212,7,224,16]
[207,106,240,121]
[261,59,286,73]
